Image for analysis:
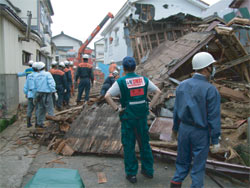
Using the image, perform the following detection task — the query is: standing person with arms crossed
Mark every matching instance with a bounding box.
[170,52,221,188]
[105,56,161,184]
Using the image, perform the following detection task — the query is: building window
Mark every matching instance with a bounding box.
[135,3,155,21]
[22,51,31,65]
[55,55,60,62]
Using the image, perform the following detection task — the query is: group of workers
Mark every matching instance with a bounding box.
[18,51,221,187]
[105,52,221,188]
[19,61,56,128]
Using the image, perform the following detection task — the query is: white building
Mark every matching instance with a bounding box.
[0,0,55,118]
[52,31,82,62]
[101,0,209,64]
[94,38,105,63]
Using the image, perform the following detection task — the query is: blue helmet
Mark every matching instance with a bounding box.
[122,56,136,71]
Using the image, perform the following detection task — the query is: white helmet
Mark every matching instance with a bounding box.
[37,61,45,70]
[64,61,69,66]
[192,52,216,70]
[32,62,38,69]
[51,61,57,66]
[28,60,34,66]
[69,61,74,66]
[82,54,89,59]
[110,60,115,64]
[59,62,65,67]
[112,70,119,76]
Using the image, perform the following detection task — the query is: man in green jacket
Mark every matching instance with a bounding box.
[105,56,161,183]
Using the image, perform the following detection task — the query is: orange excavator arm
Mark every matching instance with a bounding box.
[77,12,114,62]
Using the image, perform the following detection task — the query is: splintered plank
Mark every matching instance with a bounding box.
[97,172,107,184]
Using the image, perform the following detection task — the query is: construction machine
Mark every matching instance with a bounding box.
[66,12,114,65]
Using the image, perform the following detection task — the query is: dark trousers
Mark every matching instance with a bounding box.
[77,78,90,102]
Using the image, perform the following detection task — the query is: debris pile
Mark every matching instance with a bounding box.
[29,17,250,179]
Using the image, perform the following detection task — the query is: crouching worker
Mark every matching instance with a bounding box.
[100,70,119,99]
[105,56,161,184]
[23,62,39,127]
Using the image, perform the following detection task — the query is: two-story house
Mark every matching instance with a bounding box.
[100,0,209,64]
[52,31,82,62]
[0,0,54,118]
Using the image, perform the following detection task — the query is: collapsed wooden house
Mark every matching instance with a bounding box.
[30,17,250,181]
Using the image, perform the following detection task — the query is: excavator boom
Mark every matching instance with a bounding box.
[77,12,114,62]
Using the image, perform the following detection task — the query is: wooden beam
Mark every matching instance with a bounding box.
[216,54,250,74]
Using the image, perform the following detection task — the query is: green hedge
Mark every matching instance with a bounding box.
[0,115,17,133]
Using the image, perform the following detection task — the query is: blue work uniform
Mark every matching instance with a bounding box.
[18,67,34,77]
[171,74,221,188]
[34,70,56,126]
[100,76,115,97]
[117,72,154,177]
[63,67,72,104]
[75,63,94,102]
[50,68,67,109]
[23,72,38,118]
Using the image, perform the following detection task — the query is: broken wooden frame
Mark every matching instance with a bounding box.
[152,146,250,180]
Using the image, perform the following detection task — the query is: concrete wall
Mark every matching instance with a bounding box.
[1,16,41,105]
[0,74,19,118]
[11,0,38,26]
[52,35,81,51]
[0,16,4,75]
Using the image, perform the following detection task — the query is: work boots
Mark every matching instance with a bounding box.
[27,117,32,128]
[126,175,137,183]
[170,181,182,188]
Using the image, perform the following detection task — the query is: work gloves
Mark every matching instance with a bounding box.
[54,93,58,101]
[210,143,221,153]
[171,130,178,142]
[116,106,125,116]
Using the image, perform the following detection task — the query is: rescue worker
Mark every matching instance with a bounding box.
[100,70,119,98]
[23,62,39,128]
[63,61,72,107]
[109,60,120,74]
[50,62,67,111]
[75,54,94,105]
[69,61,75,96]
[17,60,34,77]
[34,61,56,127]
[105,56,161,183]
[49,61,58,106]
[170,52,221,188]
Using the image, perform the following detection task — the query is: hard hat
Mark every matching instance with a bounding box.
[112,70,119,76]
[37,61,45,70]
[82,54,89,59]
[64,61,69,66]
[110,60,115,64]
[122,56,136,70]
[192,52,216,70]
[59,62,65,67]
[28,60,34,65]
[51,61,57,66]
[69,61,74,66]
[32,62,38,69]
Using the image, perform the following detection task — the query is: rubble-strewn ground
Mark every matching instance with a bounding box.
[0,98,246,188]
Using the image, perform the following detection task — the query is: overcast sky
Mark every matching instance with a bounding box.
[50,0,220,48]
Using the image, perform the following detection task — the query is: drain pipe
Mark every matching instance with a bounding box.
[19,11,32,42]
